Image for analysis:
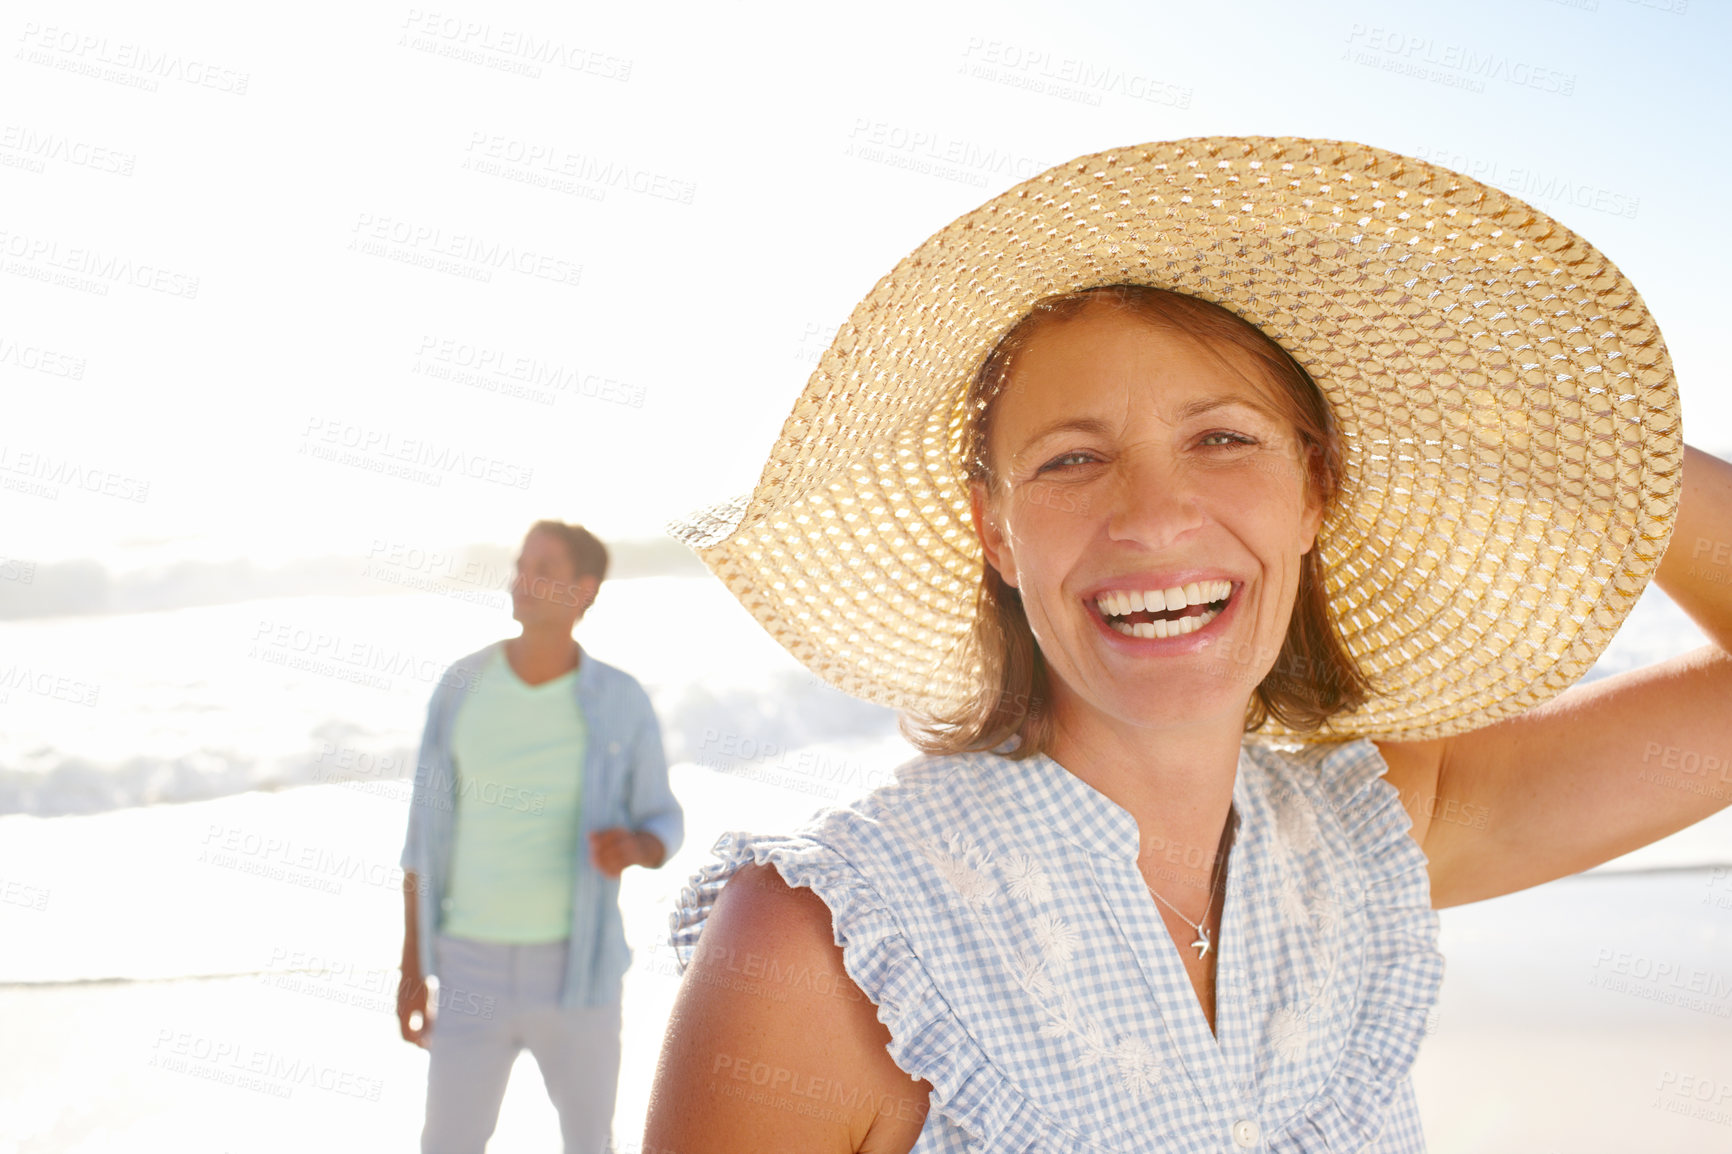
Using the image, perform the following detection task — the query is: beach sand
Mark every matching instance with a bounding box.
[3,764,1730,1152]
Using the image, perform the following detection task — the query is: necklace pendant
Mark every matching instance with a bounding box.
[1192,928,1211,959]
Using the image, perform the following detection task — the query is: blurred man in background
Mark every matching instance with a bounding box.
[397,520,683,1154]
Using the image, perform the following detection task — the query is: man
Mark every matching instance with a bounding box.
[397,520,683,1154]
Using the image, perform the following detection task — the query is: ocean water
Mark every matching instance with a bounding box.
[0,574,896,817]
[0,570,1713,818]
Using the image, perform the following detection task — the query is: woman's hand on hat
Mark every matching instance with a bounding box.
[1383,445,1732,909]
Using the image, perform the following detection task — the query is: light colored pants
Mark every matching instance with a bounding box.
[421,934,622,1154]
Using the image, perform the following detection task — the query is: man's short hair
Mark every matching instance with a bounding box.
[530,520,608,583]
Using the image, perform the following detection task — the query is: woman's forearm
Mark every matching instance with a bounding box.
[1654,445,1732,650]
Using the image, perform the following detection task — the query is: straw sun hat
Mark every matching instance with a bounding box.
[674,136,1684,742]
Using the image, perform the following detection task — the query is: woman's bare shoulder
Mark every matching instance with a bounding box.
[645,863,933,1153]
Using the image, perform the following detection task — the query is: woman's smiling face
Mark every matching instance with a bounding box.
[971,301,1325,737]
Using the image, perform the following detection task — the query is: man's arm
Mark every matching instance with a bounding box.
[625,684,683,862]
[589,685,682,876]
[398,870,430,1046]
[397,669,453,1042]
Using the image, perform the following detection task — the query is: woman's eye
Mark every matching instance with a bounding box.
[1199,431,1257,448]
[1036,451,1095,473]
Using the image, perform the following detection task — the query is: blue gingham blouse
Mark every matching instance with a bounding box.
[670,739,1444,1152]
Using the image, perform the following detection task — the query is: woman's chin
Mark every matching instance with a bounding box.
[1060,673,1254,738]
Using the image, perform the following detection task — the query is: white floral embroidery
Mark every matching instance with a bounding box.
[924,835,1163,1105]
[918,833,997,907]
[1002,853,1053,903]
[1310,891,1342,935]
[1032,912,1079,968]
[1108,1037,1164,1096]
[1269,1005,1309,1060]
[1011,948,1059,1001]
[1277,792,1319,854]
[1022,977,1166,1096]
[1277,873,1310,928]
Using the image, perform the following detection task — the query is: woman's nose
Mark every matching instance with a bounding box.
[1104,455,1206,549]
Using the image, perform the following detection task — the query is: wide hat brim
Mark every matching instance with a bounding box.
[674,136,1684,742]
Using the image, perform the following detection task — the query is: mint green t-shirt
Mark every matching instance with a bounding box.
[442,648,586,942]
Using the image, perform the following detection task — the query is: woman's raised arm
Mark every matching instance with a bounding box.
[1382,444,1732,908]
[644,864,932,1154]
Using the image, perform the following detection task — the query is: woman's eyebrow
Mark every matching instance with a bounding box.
[1176,395,1281,421]
[1017,416,1115,451]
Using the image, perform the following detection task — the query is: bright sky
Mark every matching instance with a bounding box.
[4,0,1725,570]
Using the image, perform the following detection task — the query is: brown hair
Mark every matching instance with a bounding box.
[529,520,609,583]
[902,285,1369,758]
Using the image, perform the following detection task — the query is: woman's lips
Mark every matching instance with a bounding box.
[1088,579,1238,643]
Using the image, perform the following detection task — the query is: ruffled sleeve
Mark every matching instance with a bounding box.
[669,827,1118,1154]
[1262,739,1444,1153]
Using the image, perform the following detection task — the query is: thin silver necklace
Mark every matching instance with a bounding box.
[1143,809,1235,960]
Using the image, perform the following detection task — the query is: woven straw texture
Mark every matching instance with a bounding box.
[675,137,1683,742]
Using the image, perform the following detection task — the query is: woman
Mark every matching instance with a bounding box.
[646,138,1730,1151]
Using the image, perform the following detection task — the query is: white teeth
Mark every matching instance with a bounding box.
[1152,618,1169,639]
[1133,621,1155,639]
[1098,582,1234,622]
